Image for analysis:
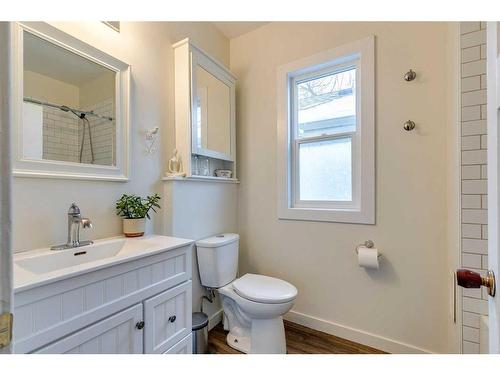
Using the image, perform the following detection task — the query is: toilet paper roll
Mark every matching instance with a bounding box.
[357,246,379,269]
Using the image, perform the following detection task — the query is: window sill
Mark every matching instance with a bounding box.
[278,206,374,224]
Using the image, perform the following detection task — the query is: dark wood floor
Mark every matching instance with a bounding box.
[208,320,386,354]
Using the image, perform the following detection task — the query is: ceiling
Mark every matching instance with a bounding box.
[23,23,266,86]
[212,22,268,39]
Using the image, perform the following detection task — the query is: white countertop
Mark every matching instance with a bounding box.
[14,235,194,292]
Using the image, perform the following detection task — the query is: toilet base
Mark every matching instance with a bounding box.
[224,316,287,354]
[226,332,251,353]
[249,317,287,354]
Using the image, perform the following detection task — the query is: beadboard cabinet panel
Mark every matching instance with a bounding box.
[34,304,143,354]
[163,333,193,354]
[144,280,192,354]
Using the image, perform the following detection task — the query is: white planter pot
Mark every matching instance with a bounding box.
[123,218,146,237]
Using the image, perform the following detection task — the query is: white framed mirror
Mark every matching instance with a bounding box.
[11,22,130,181]
[191,46,236,162]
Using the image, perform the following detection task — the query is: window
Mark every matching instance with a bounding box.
[277,36,375,223]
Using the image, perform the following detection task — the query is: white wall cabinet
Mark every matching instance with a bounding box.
[173,38,237,179]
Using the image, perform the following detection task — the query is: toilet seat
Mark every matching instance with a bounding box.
[232,273,298,304]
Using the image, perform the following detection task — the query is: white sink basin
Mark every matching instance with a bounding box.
[16,239,126,274]
[14,235,194,291]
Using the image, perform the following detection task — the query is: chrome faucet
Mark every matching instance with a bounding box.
[51,203,93,251]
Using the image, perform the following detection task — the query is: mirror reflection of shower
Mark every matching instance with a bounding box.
[22,30,117,167]
[23,97,115,165]
[79,116,94,164]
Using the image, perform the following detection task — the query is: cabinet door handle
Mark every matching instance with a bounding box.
[168,315,176,323]
[136,321,145,330]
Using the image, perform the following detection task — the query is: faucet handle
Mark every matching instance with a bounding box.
[81,218,93,229]
[68,203,81,215]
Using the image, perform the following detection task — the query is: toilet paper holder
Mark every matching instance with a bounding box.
[355,240,382,258]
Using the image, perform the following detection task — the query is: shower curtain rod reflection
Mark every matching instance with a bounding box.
[23,97,114,122]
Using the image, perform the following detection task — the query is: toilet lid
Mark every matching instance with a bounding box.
[232,274,297,304]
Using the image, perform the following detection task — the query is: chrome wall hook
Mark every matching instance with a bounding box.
[403,120,416,131]
[404,69,417,82]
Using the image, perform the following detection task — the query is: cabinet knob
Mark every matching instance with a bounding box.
[168,315,176,323]
[135,321,145,330]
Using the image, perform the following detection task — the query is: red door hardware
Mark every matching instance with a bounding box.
[456,269,496,297]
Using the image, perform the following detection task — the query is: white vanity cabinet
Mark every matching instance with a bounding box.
[13,236,194,354]
[33,282,192,354]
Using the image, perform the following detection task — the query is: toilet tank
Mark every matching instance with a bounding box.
[196,233,239,288]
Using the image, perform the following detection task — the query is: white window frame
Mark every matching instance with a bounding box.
[277,36,375,224]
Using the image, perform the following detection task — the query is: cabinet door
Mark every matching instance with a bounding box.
[163,333,193,354]
[34,304,143,354]
[144,281,192,353]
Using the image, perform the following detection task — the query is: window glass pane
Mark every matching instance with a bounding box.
[296,67,356,138]
[298,137,352,201]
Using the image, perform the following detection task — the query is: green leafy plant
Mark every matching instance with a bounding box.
[116,193,161,220]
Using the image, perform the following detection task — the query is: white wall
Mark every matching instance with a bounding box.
[24,70,80,108]
[163,180,238,323]
[78,72,115,109]
[12,22,233,329]
[12,21,230,252]
[230,22,458,353]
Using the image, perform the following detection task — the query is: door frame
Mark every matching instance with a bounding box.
[449,21,463,354]
[487,21,500,354]
[0,21,14,354]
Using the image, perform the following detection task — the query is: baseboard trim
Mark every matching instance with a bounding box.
[285,310,434,354]
[208,308,223,331]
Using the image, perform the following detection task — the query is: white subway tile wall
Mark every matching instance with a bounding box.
[42,106,79,163]
[460,21,488,354]
[42,97,115,166]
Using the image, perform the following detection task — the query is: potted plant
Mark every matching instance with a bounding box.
[116,193,161,237]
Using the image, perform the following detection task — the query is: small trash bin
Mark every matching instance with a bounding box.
[192,312,209,354]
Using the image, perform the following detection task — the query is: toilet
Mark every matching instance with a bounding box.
[196,233,298,354]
